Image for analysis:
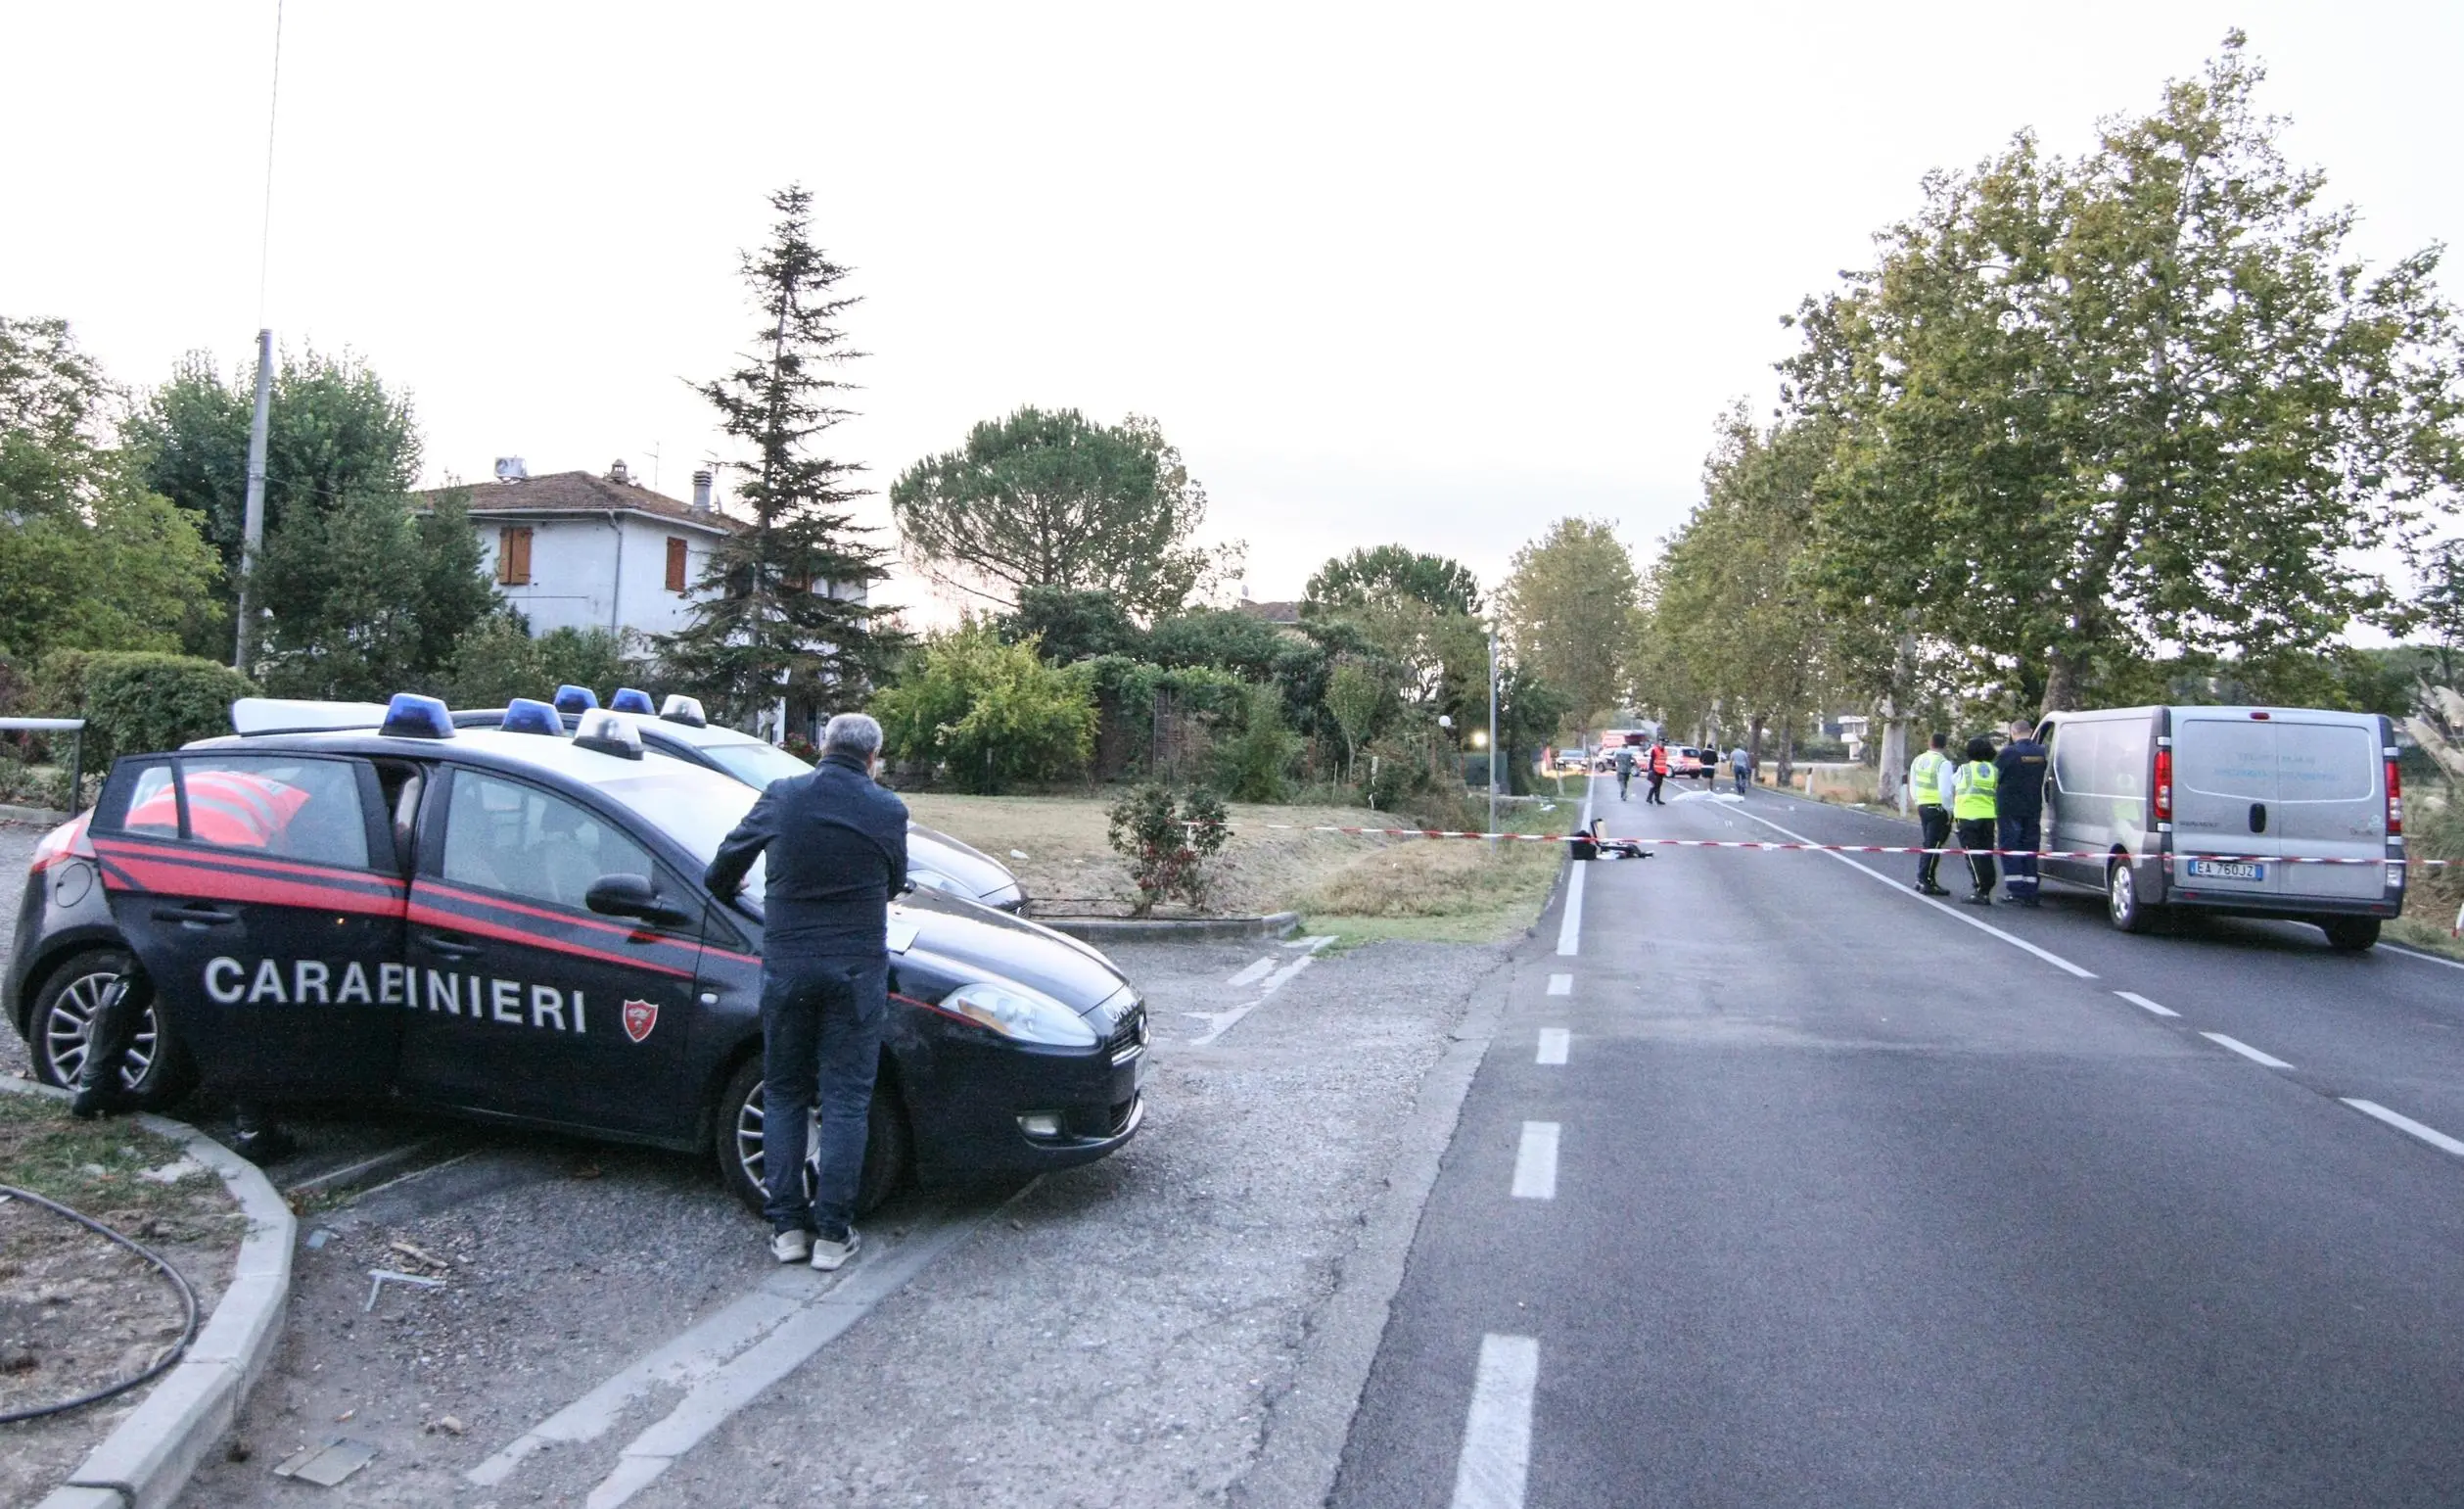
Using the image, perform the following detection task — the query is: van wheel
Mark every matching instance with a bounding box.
[2321,918,2381,953]
[2107,858,2158,934]
[30,950,194,1108]
[715,1058,908,1222]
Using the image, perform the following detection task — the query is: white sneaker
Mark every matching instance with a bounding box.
[810,1228,861,1271]
[769,1229,813,1263]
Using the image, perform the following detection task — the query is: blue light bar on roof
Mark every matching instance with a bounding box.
[502,697,562,736]
[380,692,455,740]
[609,686,656,715]
[553,684,599,715]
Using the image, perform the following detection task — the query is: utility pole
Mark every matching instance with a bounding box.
[233,329,273,674]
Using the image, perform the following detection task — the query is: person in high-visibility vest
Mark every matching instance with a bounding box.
[1909,731,1954,896]
[1950,734,2002,905]
[1646,738,1672,805]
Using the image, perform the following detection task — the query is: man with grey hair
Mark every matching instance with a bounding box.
[706,712,908,1270]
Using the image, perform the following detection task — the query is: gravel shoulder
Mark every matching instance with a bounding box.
[172,931,1510,1507]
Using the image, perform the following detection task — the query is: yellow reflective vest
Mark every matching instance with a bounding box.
[1952,757,2000,821]
[1910,749,1949,809]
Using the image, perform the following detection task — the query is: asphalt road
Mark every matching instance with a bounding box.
[1333,777,2464,1509]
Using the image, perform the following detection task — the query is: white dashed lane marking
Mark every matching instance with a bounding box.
[2202,1032,2294,1069]
[2115,991,2180,1018]
[1449,1335,1539,1509]
[1557,863,1585,957]
[2343,1099,2464,1156]
[1511,1122,1559,1200]
[1546,973,1572,996]
[1535,1028,1569,1065]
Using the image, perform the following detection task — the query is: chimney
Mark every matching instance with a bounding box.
[608,458,631,485]
[691,469,714,512]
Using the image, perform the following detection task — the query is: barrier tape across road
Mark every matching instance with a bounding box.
[1195,822,2444,867]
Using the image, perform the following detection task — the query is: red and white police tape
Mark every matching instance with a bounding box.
[1190,821,2445,867]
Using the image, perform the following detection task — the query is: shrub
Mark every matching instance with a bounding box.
[1105,784,1230,917]
[871,624,1096,793]
[1213,682,1303,802]
[36,649,256,768]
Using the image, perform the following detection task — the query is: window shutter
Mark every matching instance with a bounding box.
[498,527,533,586]
[666,537,687,592]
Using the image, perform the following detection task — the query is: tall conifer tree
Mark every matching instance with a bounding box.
[661,185,892,731]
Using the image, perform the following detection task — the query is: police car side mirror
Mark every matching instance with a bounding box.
[586,872,692,929]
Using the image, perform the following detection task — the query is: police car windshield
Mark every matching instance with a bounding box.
[589,766,767,902]
[699,739,813,790]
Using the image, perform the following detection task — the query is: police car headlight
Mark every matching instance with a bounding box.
[910,869,967,897]
[943,982,1098,1047]
[983,880,1024,908]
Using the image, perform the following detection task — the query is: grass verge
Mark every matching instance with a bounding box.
[0,1089,237,1238]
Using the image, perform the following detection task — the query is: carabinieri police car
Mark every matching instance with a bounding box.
[451,686,1028,913]
[5,693,1145,1212]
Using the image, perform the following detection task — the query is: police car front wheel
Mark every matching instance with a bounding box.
[716,1057,908,1220]
[30,949,193,1108]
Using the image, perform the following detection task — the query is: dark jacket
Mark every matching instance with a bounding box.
[704,750,910,959]
[1993,737,2050,823]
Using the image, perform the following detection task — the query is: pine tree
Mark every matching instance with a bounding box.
[660,185,894,732]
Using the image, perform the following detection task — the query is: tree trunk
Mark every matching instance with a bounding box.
[1776,712,1798,788]
[1876,697,1910,815]
[2042,648,2087,713]
[1747,714,1766,785]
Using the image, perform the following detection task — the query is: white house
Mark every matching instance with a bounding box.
[419,461,775,644]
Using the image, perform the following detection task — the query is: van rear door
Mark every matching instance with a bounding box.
[2170,714,2281,900]
[2271,717,2386,903]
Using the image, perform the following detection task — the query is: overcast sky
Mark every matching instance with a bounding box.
[6,3,2458,626]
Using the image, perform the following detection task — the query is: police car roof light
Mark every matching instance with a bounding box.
[659,693,708,728]
[553,684,600,714]
[380,692,456,740]
[572,707,645,760]
[609,686,656,715]
[502,697,563,736]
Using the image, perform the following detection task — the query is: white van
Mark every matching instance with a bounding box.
[2036,706,2403,951]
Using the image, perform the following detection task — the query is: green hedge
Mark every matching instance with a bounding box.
[37,650,256,769]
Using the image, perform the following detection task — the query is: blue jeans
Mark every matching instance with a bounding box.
[1998,815,2042,899]
[1732,767,1748,793]
[761,955,887,1240]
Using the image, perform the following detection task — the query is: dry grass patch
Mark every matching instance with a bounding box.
[903,792,1574,939]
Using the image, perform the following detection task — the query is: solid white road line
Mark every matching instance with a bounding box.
[1511,1122,1559,1200]
[1187,954,1322,1047]
[1723,803,2097,979]
[1546,973,1572,996]
[1449,1334,1539,1509]
[1228,957,1276,988]
[2115,990,2180,1018]
[1536,1028,1570,1065]
[1557,864,1584,957]
[2342,1099,2464,1157]
[2384,943,2464,972]
[2202,1031,2293,1069]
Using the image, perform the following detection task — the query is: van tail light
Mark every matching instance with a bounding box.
[2387,759,2403,836]
[28,811,95,874]
[2154,749,2173,823]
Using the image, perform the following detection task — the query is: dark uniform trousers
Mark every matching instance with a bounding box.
[1916,805,1952,889]
[1998,815,2042,900]
[1956,818,1999,897]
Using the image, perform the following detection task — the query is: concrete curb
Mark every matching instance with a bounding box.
[2,1077,296,1509]
[0,802,71,826]
[1039,911,1302,944]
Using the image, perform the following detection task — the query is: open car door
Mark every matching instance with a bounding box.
[88,752,406,1099]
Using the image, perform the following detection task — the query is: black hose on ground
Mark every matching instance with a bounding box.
[0,1181,202,1424]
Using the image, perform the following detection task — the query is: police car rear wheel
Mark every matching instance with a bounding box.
[716,1058,908,1221]
[31,950,191,1107]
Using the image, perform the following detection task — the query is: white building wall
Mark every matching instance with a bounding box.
[474,516,728,645]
